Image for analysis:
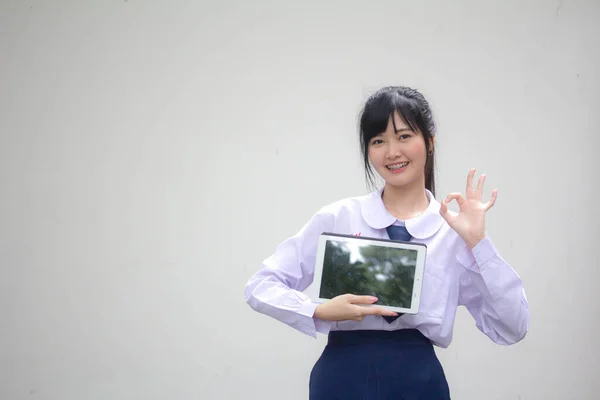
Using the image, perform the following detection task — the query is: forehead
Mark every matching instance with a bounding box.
[391,112,411,129]
[378,112,411,135]
[361,105,420,143]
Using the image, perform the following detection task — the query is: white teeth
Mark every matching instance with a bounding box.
[387,162,408,170]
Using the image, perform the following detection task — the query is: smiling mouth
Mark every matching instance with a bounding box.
[386,162,409,171]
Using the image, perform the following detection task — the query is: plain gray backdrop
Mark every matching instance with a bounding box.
[1,1,599,399]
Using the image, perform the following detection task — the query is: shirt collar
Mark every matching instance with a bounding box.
[360,188,445,239]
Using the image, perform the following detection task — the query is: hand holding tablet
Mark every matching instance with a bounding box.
[313,293,399,321]
[305,232,427,318]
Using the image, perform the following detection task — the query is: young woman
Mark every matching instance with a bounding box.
[244,86,529,399]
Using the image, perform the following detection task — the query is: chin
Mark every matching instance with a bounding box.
[381,172,419,189]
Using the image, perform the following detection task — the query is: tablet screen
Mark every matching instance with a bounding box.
[319,238,417,309]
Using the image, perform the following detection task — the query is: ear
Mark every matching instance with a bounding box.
[429,136,436,149]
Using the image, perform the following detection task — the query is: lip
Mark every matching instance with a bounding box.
[386,161,409,173]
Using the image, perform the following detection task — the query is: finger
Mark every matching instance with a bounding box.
[346,294,378,305]
[475,174,486,198]
[445,192,465,205]
[360,306,398,317]
[439,199,447,217]
[439,200,454,223]
[484,189,498,211]
[466,168,476,194]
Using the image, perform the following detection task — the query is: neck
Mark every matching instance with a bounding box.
[381,180,429,220]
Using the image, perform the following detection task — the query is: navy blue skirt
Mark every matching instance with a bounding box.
[309,329,451,400]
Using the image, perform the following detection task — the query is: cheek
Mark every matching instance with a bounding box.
[407,142,427,162]
[368,148,385,167]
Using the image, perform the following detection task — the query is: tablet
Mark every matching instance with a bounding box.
[305,232,427,314]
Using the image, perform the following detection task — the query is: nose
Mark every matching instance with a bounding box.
[386,140,402,159]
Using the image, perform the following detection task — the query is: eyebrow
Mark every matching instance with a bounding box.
[372,127,411,139]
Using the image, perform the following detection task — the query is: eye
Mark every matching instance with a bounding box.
[371,139,384,145]
[398,133,412,140]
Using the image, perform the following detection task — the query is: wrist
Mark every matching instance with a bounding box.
[465,234,485,250]
[314,304,324,319]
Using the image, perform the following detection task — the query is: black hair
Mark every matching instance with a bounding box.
[358,86,437,196]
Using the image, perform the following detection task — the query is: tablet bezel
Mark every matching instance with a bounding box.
[306,232,427,314]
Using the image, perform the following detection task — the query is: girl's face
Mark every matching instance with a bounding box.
[367,111,431,190]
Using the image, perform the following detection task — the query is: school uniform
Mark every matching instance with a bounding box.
[245,189,529,399]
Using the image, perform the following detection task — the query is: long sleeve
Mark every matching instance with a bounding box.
[244,209,334,338]
[456,236,530,345]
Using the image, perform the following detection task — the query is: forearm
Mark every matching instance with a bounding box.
[458,237,530,344]
[245,271,331,337]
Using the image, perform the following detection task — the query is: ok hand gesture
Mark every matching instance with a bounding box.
[440,168,498,249]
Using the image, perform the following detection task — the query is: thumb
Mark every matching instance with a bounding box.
[439,200,453,223]
[346,294,378,305]
[439,199,447,216]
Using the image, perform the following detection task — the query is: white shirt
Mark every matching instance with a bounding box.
[244,189,529,348]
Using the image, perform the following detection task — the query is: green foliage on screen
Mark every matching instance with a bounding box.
[320,240,416,308]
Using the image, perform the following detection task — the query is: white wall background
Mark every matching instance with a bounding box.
[1,1,598,399]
